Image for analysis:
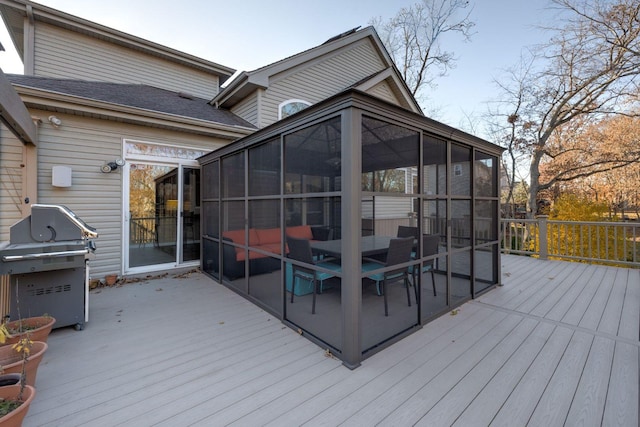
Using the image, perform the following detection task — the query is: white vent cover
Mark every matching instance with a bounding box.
[52,166,72,187]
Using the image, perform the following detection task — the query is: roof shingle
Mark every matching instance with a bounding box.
[6,75,256,129]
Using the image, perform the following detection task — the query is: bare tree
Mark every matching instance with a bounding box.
[494,0,640,217]
[371,0,474,103]
[486,53,539,216]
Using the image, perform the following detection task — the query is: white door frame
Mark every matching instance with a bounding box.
[122,140,205,274]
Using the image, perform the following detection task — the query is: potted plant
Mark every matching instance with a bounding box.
[0,341,47,388]
[0,326,36,427]
[2,316,55,345]
[0,384,35,427]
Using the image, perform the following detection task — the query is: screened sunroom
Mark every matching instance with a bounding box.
[198,90,503,368]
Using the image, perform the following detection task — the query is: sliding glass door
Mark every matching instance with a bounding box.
[124,142,205,273]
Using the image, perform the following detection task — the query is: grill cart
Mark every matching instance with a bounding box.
[0,204,97,330]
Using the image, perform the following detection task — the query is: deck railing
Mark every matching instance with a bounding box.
[500,216,640,267]
[130,216,157,246]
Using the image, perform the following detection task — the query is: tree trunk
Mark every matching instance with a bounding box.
[528,149,543,219]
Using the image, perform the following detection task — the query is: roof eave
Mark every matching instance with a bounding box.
[211,72,267,108]
[13,85,255,139]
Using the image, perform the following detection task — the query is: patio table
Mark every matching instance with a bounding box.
[310,235,396,258]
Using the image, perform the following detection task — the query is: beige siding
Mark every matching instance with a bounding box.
[31,110,230,278]
[367,80,400,105]
[0,125,24,241]
[231,91,259,127]
[33,23,220,99]
[260,40,385,127]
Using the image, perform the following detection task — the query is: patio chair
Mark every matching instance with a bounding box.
[410,234,440,299]
[397,225,418,239]
[362,236,414,316]
[287,236,341,314]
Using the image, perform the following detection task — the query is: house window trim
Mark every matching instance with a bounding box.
[278,99,311,120]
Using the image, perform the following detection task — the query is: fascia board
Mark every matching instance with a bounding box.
[354,68,423,115]
[210,72,265,107]
[248,27,392,85]
[0,69,37,144]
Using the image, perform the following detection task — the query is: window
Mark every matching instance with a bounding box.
[279,99,311,119]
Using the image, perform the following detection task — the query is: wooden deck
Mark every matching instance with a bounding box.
[24,255,639,426]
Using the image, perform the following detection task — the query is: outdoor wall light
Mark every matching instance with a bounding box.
[100,158,125,173]
[48,115,62,128]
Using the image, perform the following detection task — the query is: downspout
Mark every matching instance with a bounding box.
[23,5,35,75]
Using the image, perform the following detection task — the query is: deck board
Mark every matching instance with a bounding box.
[508,260,584,314]
[556,265,607,325]
[598,268,629,336]
[527,331,594,426]
[413,317,539,426]
[565,336,615,426]
[22,255,639,427]
[451,321,557,426]
[579,267,617,331]
[603,342,639,426]
[488,326,575,426]
[323,311,515,426]
[618,269,640,341]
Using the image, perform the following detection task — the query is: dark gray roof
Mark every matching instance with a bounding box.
[6,75,256,129]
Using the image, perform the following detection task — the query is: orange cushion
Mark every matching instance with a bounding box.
[286,225,313,240]
[222,229,245,244]
[255,228,281,246]
[222,229,261,246]
[248,229,260,246]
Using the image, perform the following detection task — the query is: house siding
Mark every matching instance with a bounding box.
[260,40,386,127]
[0,125,24,241]
[231,91,259,127]
[33,23,220,99]
[367,80,400,105]
[362,196,413,219]
[29,110,229,278]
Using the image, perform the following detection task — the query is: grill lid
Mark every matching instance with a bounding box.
[10,204,98,244]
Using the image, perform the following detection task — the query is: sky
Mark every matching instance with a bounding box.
[0,0,559,135]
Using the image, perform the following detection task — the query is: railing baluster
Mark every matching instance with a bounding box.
[498,218,639,267]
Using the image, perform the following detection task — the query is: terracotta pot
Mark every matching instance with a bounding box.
[4,316,56,345]
[0,374,21,388]
[105,274,118,286]
[0,384,36,427]
[0,341,47,387]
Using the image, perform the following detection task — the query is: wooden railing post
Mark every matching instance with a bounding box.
[537,215,549,260]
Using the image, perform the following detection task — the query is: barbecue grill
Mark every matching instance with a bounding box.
[0,204,97,330]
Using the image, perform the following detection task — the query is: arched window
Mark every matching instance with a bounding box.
[278,99,311,120]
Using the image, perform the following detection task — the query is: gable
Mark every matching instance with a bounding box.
[367,80,400,105]
[252,39,387,127]
[223,27,421,128]
[0,1,235,99]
